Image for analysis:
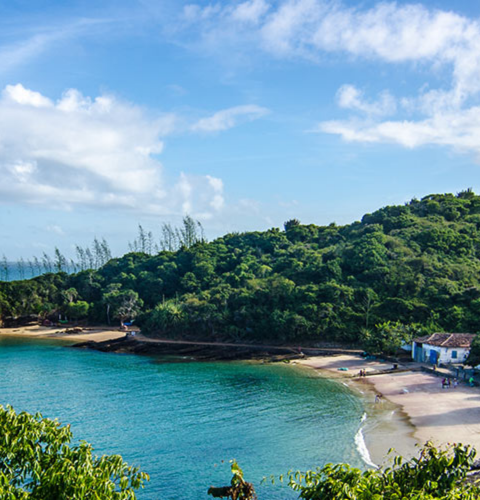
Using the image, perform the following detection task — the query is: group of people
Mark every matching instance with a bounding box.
[441,378,458,389]
[358,369,367,378]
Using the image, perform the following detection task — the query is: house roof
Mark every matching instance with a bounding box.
[413,333,475,348]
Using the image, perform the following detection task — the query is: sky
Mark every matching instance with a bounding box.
[1,0,480,258]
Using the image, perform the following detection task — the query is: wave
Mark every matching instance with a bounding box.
[355,413,377,468]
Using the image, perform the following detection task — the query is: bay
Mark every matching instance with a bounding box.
[0,336,367,499]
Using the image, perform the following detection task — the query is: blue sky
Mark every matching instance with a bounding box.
[1,0,480,258]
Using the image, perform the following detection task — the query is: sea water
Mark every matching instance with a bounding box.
[0,337,368,499]
[0,262,76,281]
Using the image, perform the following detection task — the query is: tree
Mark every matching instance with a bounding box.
[466,334,480,367]
[62,287,78,305]
[159,223,179,251]
[67,300,90,321]
[146,299,185,336]
[1,255,9,281]
[17,258,26,280]
[0,405,148,499]
[41,252,53,274]
[179,215,204,248]
[361,321,416,355]
[284,219,301,232]
[53,247,68,273]
[102,284,143,325]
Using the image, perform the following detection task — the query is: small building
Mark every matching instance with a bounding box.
[412,333,475,364]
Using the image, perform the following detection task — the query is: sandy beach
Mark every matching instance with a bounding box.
[297,354,480,464]
[0,325,125,343]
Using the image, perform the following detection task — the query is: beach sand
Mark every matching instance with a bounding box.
[0,325,125,343]
[297,354,480,465]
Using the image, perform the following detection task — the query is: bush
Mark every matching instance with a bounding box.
[0,405,148,499]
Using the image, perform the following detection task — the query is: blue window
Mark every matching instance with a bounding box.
[452,350,457,359]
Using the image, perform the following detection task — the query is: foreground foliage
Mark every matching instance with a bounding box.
[2,191,480,348]
[211,444,479,499]
[0,406,148,499]
[286,443,479,499]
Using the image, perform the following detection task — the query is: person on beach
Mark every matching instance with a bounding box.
[375,394,382,403]
[442,378,447,389]
[453,378,458,389]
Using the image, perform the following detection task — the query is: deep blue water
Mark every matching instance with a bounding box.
[0,337,366,499]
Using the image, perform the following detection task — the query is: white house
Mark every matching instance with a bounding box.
[412,333,475,365]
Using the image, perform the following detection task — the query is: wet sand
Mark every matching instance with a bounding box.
[297,354,480,464]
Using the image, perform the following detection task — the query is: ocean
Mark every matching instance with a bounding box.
[0,336,370,499]
[0,261,77,281]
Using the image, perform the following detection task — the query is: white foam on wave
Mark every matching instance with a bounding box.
[355,413,377,469]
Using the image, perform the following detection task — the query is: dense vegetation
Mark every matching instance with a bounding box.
[0,406,148,499]
[1,191,480,347]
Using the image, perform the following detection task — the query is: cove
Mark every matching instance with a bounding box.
[0,336,367,499]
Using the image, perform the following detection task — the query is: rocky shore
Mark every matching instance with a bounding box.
[72,336,306,362]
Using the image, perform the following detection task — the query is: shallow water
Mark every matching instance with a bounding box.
[0,337,367,499]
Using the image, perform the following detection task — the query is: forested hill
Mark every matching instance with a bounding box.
[2,191,480,347]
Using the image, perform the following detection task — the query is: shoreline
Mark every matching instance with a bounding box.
[296,354,480,466]
[3,327,480,468]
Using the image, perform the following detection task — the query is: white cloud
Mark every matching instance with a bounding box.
[3,84,53,107]
[206,175,225,211]
[319,106,480,157]
[336,84,396,116]
[191,104,268,132]
[179,1,480,160]
[0,84,226,218]
[181,1,480,100]
[170,172,224,217]
[46,225,65,235]
[231,0,270,24]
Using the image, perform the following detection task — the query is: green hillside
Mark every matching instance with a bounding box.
[2,190,480,348]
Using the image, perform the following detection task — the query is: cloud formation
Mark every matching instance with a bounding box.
[191,104,269,132]
[0,18,111,76]
[320,106,480,156]
[181,1,480,98]
[180,1,480,159]
[0,84,225,217]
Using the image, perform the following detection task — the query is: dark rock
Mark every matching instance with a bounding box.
[71,337,302,362]
[1,314,39,328]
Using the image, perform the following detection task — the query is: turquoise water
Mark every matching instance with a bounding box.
[0,337,366,499]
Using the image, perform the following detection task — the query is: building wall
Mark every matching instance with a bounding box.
[412,343,470,364]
